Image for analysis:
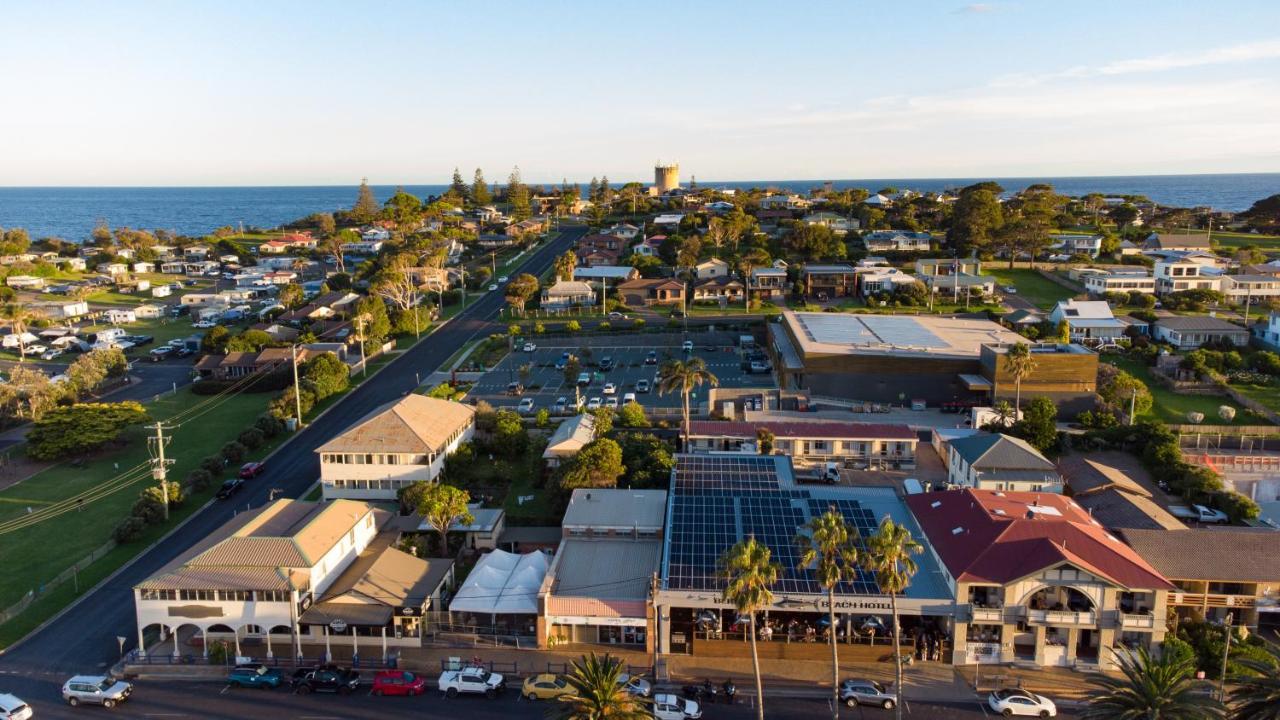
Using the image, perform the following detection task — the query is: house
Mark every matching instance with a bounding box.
[341,240,383,255]
[1063,457,1183,532]
[915,258,983,277]
[693,258,730,280]
[151,284,172,298]
[691,276,745,304]
[542,414,595,468]
[945,433,1063,493]
[576,246,624,267]
[132,261,155,274]
[618,278,685,307]
[1051,234,1104,258]
[571,266,640,286]
[578,233,624,252]
[862,231,932,253]
[361,227,391,242]
[134,304,165,320]
[1252,311,1280,351]
[759,194,807,210]
[753,209,794,225]
[802,212,858,234]
[97,262,129,276]
[1081,267,1155,297]
[652,213,685,228]
[603,223,641,242]
[1153,259,1222,295]
[442,504,506,551]
[923,272,996,298]
[1220,274,1280,304]
[856,267,919,298]
[687,420,917,469]
[749,267,788,298]
[1152,316,1249,349]
[116,278,151,294]
[801,264,856,298]
[194,348,294,380]
[1144,232,1213,252]
[183,246,210,261]
[1003,309,1044,327]
[505,218,548,237]
[630,237,662,257]
[159,261,187,274]
[540,280,596,311]
[907,488,1173,669]
[1048,300,1126,344]
[316,395,476,501]
[57,257,87,271]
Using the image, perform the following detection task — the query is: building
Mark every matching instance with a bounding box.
[133,499,452,661]
[862,231,932,253]
[5,275,44,289]
[857,267,919,298]
[656,455,952,657]
[802,212,858,234]
[652,213,685,228]
[1221,274,1280,304]
[945,433,1063,493]
[538,489,667,651]
[1144,232,1213,252]
[1081,267,1156,297]
[691,276,745,304]
[749,267,788,298]
[693,258,730,280]
[1048,300,1126,344]
[541,280,596,311]
[618,278,684,307]
[448,549,549,639]
[686,419,917,469]
[907,488,1173,669]
[542,414,595,468]
[341,240,384,255]
[1253,311,1280,351]
[194,348,293,380]
[801,265,857,298]
[443,505,506,552]
[1153,259,1222,295]
[654,163,680,194]
[768,312,1098,413]
[1064,457,1184,532]
[1051,234,1104,257]
[316,395,476,501]
[1152,316,1249,350]
[571,266,640,286]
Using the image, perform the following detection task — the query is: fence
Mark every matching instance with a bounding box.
[0,539,115,625]
[126,649,400,670]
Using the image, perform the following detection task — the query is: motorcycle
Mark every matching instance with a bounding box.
[722,679,736,704]
[681,679,718,702]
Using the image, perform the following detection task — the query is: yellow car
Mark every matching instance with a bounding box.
[522,673,572,701]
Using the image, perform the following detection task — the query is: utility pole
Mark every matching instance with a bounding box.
[291,344,304,427]
[1129,387,1137,426]
[151,422,172,521]
[1219,612,1234,701]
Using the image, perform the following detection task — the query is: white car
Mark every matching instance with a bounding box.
[605,397,619,409]
[653,692,701,720]
[682,340,693,352]
[517,398,535,414]
[26,345,48,355]
[193,320,217,328]
[522,342,537,352]
[0,693,32,720]
[1002,285,1018,295]
[616,673,651,697]
[40,348,63,360]
[987,689,1056,717]
[438,666,506,698]
[622,392,637,404]
[498,276,509,283]
[586,397,602,410]
[488,284,498,291]
[602,383,617,395]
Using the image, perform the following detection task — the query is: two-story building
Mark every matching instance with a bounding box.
[907,488,1173,670]
[944,433,1063,493]
[862,231,932,253]
[801,265,857,298]
[1220,274,1280,305]
[1048,300,1127,344]
[316,395,476,501]
[1081,267,1156,297]
[749,267,788,299]
[691,276,745,304]
[1153,259,1222,295]
[686,419,917,470]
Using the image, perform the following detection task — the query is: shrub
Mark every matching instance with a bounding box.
[598,321,611,331]
[565,320,581,333]
[201,455,226,474]
[1252,351,1280,375]
[131,494,166,525]
[186,468,213,492]
[633,318,645,329]
[237,427,265,450]
[1218,490,1261,521]
[221,441,247,464]
[25,402,150,460]
[113,516,147,543]
[302,352,350,401]
[255,414,284,438]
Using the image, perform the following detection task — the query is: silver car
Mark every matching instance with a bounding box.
[63,674,133,708]
[840,678,895,709]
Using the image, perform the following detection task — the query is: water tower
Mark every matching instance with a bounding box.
[654,162,680,193]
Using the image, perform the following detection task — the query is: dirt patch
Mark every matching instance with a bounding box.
[0,452,54,492]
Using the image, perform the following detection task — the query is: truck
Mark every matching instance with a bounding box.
[437,666,506,698]
[796,461,841,485]
[1169,504,1229,524]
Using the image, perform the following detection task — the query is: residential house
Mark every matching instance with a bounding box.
[801,264,856,298]
[1153,259,1222,295]
[1252,311,1280,351]
[1221,274,1280,304]
[1063,457,1184,532]
[1048,300,1126,344]
[862,231,932,253]
[617,278,684,307]
[603,223,641,242]
[693,258,730,280]
[1152,316,1249,349]
[341,240,384,255]
[541,280,596,311]
[691,276,744,304]
[57,257,87,272]
[749,267,788,299]
[945,433,1063,493]
[753,209,794,226]
[579,233,624,253]
[116,278,151,294]
[686,420,917,469]
[316,394,476,501]
[133,261,155,274]
[1051,234,1105,258]
[856,267,919,298]
[542,414,595,468]
[759,194,807,210]
[907,488,1172,669]
[915,258,983,277]
[1081,267,1155,297]
[630,237,663,257]
[571,266,640,287]
[183,246,210,261]
[802,212,859,235]
[1144,232,1212,252]
[97,262,129,276]
[361,227,391,242]
[863,193,890,207]
[652,213,685,228]
[1003,309,1044,328]
[194,348,294,380]
[505,218,548,237]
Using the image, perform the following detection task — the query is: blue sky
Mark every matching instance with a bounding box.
[3,0,1280,185]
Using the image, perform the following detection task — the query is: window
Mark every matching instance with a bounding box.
[221,590,251,602]
[140,589,176,601]
[178,589,215,601]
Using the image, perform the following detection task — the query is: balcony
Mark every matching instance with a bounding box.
[1171,593,1256,609]
[967,605,1013,623]
[1118,613,1157,630]
[1027,609,1096,627]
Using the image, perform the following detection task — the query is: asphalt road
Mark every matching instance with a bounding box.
[0,228,584,700]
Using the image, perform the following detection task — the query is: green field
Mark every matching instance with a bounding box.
[984,268,1080,310]
[1211,231,1280,252]
[1103,356,1254,426]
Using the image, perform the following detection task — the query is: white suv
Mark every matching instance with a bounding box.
[63,675,133,708]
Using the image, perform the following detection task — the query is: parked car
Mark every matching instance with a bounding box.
[602,383,617,395]
[987,689,1056,717]
[682,340,693,352]
[521,673,571,701]
[173,346,194,358]
[498,276,509,283]
[840,679,895,709]
[749,360,770,374]
[599,356,614,371]
[653,692,701,720]
[1002,285,1018,294]
[437,666,505,698]
[227,665,284,689]
[40,348,64,360]
[644,350,658,365]
[636,379,651,393]
[605,397,619,409]
[556,352,571,370]
[576,372,591,386]
[193,320,217,329]
[62,675,133,708]
[487,284,497,292]
[623,392,637,404]
[1169,504,1229,524]
[587,397,602,410]
[554,396,568,413]
[616,673,651,697]
[25,345,48,355]
[216,478,244,500]
[506,382,525,396]
[123,335,154,346]
[0,693,32,720]
[518,398,535,414]
[149,346,175,362]
[238,461,266,479]
[608,311,627,320]
[522,342,537,352]
[292,666,360,695]
[371,670,426,697]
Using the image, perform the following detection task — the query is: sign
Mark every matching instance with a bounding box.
[547,615,647,628]
[816,599,893,611]
[329,619,348,634]
[397,607,418,617]
[299,595,313,613]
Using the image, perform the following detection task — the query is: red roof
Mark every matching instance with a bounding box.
[687,420,917,441]
[905,489,1173,590]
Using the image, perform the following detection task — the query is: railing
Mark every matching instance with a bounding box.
[1170,593,1256,609]
[439,658,519,675]
[1118,613,1157,630]
[968,605,1013,623]
[545,662,652,677]
[125,650,399,669]
[1027,609,1096,626]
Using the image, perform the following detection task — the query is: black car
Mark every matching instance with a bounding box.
[644,351,657,365]
[173,346,194,358]
[123,335,155,346]
[599,356,614,371]
[216,478,244,500]
[292,666,360,695]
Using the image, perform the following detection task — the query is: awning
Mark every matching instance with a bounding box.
[958,374,993,391]
[300,602,393,627]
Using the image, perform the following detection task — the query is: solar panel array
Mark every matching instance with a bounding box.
[666,457,883,595]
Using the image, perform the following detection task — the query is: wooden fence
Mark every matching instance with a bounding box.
[0,539,115,625]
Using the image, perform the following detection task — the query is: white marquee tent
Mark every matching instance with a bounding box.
[448,549,549,615]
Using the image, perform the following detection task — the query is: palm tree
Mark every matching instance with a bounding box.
[1231,643,1280,720]
[547,652,649,720]
[990,400,1017,428]
[657,357,719,451]
[796,508,861,720]
[862,516,922,720]
[1004,342,1037,412]
[720,536,779,720]
[1082,646,1224,720]
[1,303,44,362]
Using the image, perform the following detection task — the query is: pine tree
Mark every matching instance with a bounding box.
[450,167,469,201]
[588,177,600,203]
[352,177,380,224]
[690,174,698,190]
[599,175,611,202]
[472,168,491,205]
[508,166,531,221]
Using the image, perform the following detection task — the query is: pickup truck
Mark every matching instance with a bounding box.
[796,462,841,485]
[1169,504,1229,524]
[438,667,506,698]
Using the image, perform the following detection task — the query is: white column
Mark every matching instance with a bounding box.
[352,626,358,660]
[137,626,146,660]
[323,625,331,662]
[201,627,209,658]
[266,628,273,659]
[381,626,388,662]
[234,627,241,660]
[173,627,180,658]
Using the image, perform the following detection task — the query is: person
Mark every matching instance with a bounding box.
[723,678,736,704]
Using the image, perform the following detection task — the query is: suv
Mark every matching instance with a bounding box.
[644,350,658,365]
[599,356,614,371]
[636,379,651,393]
[840,679,895,709]
[292,665,360,694]
[653,692,701,720]
[437,666,506,698]
[228,665,284,689]
[63,675,133,708]
[216,478,244,500]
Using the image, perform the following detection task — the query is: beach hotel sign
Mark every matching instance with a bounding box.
[660,591,947,616]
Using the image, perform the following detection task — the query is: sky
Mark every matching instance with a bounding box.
[3,0,1280,186]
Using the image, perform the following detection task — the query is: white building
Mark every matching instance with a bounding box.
[1081,267,1155,297]
[945,433,1063,493]
[317,395,476,500]
[693,258,730,280]
[1051,234,1104,257]
[1048,300,1126,344]
[1221,274,1280,304]
[105,308,137,324]
[862,231,932,252]
[341,240,384,255]
[1153,259,1222,295]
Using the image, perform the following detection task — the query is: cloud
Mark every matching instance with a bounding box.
[991,38,1280,87]
[955,3,996,13]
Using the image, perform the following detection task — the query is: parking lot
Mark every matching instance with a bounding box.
[469,330,776,414]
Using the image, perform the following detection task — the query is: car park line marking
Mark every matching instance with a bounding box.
[978,700,990,717]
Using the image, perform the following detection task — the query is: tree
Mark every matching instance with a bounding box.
[1004,342,1037,412]
[504,273,540,316]
[995,216,1050,269]
[796,508,861,720]
[355,295,392,347]
[508,166,531,221]
[26,401,149,460]
[316,212,336,236]
[657,358,719,451]
[416,483,473,556]
[1,302,45,362]
[65,347,126,398]
[989,400,1017,428]
[1082,646,1224,720]
[352,177,380,224]
[449,168,469,202]
[1097,364,1153,418]
[1006,396,1059,453]
[756,427,774,454]
[947,187,1004,254]
[1231,643,1280,720]
[0,227,31,256]
[862,516,922,720]
[554,250,577,282]
[302,352,349,400]
[590,406,614,435]
[224,329,273,352]
[617,401,648,428]
[557,437,625,490]
[384,188,423,226]
[278,283,306,310]
[547,652,649,720]
[471,169,491,206]
[720,536,779,720]
[676,236,701,269]
[492,408,528,456]
[617,433,674,488]
[787,224,844,260]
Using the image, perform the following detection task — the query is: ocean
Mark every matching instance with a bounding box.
[1,173,1277,242]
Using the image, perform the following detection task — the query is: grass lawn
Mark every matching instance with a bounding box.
[1227,381,1280,418]
[984,268,1079,310]
[1103,355,1254,426]
[1212,231,1280,252]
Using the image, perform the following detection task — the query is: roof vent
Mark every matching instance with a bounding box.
[994,509,1006,516]
[951,526,964,535]
[930,501,942,508]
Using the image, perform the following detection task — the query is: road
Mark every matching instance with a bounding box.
[0,228,584,703]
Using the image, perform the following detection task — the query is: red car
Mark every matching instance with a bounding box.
[238,462,266,479]
[371,670,426,697]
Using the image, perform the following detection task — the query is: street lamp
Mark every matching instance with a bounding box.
[1219,612,1234,701]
